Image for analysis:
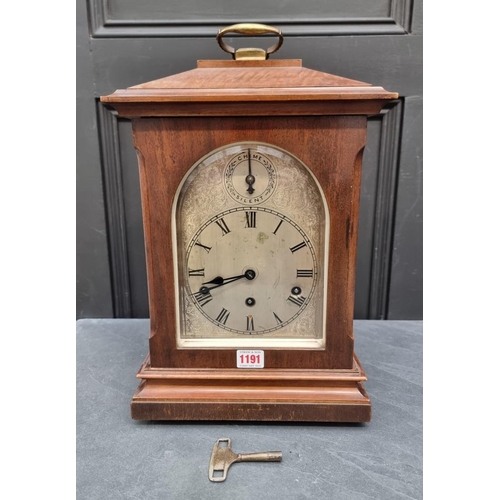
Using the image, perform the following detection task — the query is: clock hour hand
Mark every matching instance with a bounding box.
[200,269,256,294]
[202,276,227,286]
[245,148,255,194]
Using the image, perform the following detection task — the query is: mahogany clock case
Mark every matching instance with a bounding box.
[132,114,365,370]
[101,58,397,422]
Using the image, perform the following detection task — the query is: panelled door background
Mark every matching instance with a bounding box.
[76,1,422,320]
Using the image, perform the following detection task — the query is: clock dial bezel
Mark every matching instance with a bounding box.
[172,140,329,350]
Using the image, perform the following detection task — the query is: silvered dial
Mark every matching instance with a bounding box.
[186,207,317,334]
[174,141,328,347]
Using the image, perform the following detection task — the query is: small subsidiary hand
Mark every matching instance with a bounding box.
[245,148,255,194]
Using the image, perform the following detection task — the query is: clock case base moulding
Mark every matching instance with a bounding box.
[131,354,371,422]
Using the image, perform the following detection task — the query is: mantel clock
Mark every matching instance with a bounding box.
[101,24,397,422]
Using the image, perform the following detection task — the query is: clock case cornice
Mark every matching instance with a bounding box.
[101,59,398,117]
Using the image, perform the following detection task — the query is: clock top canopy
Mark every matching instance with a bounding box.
[101,23,397,117]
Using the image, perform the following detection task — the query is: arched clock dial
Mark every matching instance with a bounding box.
[174,141,328,347]
[186,207,318,335]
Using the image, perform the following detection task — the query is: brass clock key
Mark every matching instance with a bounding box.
[209,438,282,482]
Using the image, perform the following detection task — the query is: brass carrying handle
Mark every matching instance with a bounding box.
[216,23,283,60]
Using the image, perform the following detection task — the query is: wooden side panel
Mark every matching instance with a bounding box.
[133,115,366,369]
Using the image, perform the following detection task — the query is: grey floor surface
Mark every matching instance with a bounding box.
[76,319,422,500]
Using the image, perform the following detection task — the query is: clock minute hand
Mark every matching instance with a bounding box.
[200,275,245,293]
[202,275,227,286]
[202,272,251,286]
[199,269,256,294]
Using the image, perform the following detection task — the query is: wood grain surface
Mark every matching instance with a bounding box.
[100,58,397,115]
[132,115,366,370]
